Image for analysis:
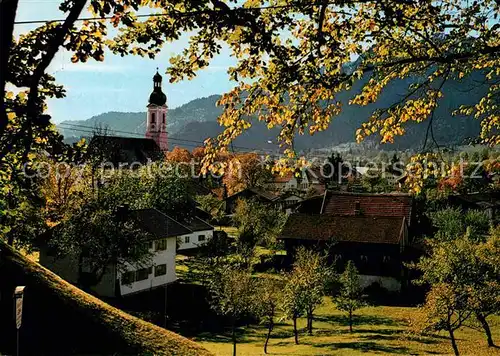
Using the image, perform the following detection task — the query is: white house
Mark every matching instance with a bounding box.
[40,208,195,297]
[177,217,214,251]
[118,211,216,295]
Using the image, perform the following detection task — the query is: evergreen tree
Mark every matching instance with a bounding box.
[335,260,365,332]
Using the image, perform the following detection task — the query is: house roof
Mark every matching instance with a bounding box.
[279,213,405,244]
[182,217,214,232]
[129,208,192,239]
[321,191,413,221]
[295,194,325,214]
[449,192,500,209]
[88,135,163,165]
[226,187,278,202]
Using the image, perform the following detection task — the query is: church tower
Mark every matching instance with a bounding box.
[146,70,168,151]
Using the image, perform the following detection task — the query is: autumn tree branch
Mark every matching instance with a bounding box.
[0,0,88,161]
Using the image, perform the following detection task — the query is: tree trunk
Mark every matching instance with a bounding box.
[293,315,299,345]
[476,312,495,347]
[0,0,19,133]
[448,327,460,356]
[349,309,353,333]
[307,308,313,335]
[264,320,273,354]
[232,322,237,356]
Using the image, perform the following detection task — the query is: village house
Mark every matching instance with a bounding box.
[354,166,402,189]
[265,168,325,194]
[224,187,278,214]
[176,217,215,251]
[448,191,500,223]
[224,187,305,214]
[118,208,188,296]
[39,208,213,297]
[279,191,414,292]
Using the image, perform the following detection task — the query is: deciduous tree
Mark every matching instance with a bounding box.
[255,276,284,354]
[223,153,272,195]
[282,247,331,340]
[429,207,490,241]
[207,264,256,356]
[233,198,286,248]
[412,231,500,350]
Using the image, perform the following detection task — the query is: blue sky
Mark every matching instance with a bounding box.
[14,0,236,123]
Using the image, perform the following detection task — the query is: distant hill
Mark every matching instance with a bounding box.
[58,73,487,151]
[58,94,223,140]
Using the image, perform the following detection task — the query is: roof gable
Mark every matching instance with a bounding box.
[181,217,214,232]
[321,192,413,220]
[129,208,192,239]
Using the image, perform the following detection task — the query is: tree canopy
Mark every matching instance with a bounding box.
[3,0,498,177]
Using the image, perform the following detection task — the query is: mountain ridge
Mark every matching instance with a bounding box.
[58,75,486,151]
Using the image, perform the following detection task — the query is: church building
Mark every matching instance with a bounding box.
[87,70,169,164]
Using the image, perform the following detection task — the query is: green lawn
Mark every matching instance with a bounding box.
[219,225,239,237]
[193,297,500,356]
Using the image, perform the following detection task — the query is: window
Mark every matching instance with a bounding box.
[135,268,150,282]
[142,241,153,251]
[155,238,167,251]
[198,234,206,242]
[121,271,135,285]
[383,256,391,263]
[151,113,156,123]
[154,264,167,277]
[360,255,368,262]
[162,113,166,123]
[185,236,190,243]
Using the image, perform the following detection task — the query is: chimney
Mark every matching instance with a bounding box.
[116,204,130,221]
[354,201,361,216]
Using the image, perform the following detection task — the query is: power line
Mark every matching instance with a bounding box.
[58,122,280,154]
[59,123,331,160]
[59,121,331,159]
[14,3,334,25]
[59,121,267,152]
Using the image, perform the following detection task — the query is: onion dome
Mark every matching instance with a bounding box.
[148,70,167,106]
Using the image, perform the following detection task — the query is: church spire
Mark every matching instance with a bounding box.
[149,69,167,106]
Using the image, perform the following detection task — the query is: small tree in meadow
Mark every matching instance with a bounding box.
[281,270,306,345]
[416,283,471,356]
[281,247,331,342]
[207,264,255,356]
[255,277,283,354]
[296,248,331,335]
[336,260,365,332]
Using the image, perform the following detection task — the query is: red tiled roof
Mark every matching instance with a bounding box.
[321,191,412,221]
[271,172,294,183]
[280,213,405,244]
